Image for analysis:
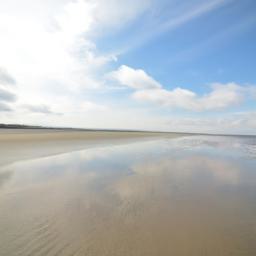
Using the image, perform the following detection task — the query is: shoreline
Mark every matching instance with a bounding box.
[0,129,188,167]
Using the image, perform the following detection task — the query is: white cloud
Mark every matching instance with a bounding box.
[166,112,256,134]
[0,83,17,112]
[0,102,12,112]
[80,101,108,112]
[22,104,56,114]
[84,0,152,34]
[0,67,16,86]
[0,0,254,134]
[0,67,17,111]
[109,65,161,89]
[111,65,249,111]
[133,83,244,111]
[0,87,16,103]
[0,0,151,117]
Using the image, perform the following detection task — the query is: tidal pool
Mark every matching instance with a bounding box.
[0,135,256,256]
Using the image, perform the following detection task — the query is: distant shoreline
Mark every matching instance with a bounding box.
[0,123,255,137]
[0,123,181,134]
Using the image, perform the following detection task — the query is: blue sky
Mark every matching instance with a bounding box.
[0,0,256,134]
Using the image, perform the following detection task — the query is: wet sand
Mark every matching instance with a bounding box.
[0,129,185,167]
[0,135,256,255]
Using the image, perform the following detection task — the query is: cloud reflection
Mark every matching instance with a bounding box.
[114,155,241,203]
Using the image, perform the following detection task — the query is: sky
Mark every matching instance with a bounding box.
[0,0,256,134]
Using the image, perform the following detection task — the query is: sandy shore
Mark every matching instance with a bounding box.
[0,129,187,167]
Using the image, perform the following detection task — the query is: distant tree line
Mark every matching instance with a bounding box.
[0,123,45,129]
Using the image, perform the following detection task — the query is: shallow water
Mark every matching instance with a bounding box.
[0,135,256,256]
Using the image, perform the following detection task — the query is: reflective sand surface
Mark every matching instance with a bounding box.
[0,135,256,256]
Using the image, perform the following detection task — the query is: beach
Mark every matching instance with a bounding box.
[1,134,256,256]
[0,129,185,167]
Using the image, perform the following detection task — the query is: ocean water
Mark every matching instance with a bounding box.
[0,135,256,256]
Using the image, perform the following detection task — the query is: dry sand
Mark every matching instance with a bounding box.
[0,129,186,167]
